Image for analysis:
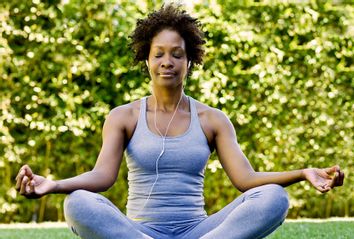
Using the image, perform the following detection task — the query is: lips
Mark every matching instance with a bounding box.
[158,71,176,77]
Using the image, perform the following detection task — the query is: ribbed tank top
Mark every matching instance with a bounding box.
[125,96,211,224]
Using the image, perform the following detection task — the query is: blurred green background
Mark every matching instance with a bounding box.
[0,0,353,223]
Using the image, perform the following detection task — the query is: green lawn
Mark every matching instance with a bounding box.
[0,220,353,239]
[0,227,75,239]
[268,221,354,239]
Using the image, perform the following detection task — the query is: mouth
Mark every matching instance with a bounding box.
[158,72,176,78]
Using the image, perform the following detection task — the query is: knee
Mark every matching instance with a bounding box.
[261,184,289,220]
[64,190,100,237]
[64,189,90,208]
[64,190,93,221]
[245,184,289,222]
[264,184,289,200]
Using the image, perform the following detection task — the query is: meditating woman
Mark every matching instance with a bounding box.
[16,4,344,239]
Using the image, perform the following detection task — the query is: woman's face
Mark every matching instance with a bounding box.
[147,29,188,88]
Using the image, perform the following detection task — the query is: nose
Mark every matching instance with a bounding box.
[161,56,173,68]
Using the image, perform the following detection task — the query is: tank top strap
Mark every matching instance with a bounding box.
[188,96,201,129]
[140,97,147,120]
[135,96,148,132]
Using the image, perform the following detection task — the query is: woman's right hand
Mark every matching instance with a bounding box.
[15,165,57,199]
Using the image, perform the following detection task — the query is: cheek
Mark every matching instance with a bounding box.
[149,60,159,72]
[180,63,188,74]
[152,64,160,74]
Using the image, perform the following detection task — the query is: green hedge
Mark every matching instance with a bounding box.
[0,0,353,223]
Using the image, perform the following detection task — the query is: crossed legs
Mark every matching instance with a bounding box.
[64,184,289,239]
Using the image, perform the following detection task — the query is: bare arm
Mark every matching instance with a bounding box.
[16,106,129,198]
[211,109,344,193]
[54,107,126,193]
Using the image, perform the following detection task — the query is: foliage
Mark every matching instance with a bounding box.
[0,0,353,222]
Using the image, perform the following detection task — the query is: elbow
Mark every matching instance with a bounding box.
[91,169,117,192]
[99,177,116,192]
[232,172,257,193]
[231,179,251,193]
[98,181,114,192]
[235,184,251,193]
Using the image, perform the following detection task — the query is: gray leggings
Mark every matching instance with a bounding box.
[64,184,289,239]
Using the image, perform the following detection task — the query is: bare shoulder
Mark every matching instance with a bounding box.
[109,100,140,118]
[105,99,141,132]
[193,99,231,126]
[193,99,233,144]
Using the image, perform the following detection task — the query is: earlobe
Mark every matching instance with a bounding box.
[146,60,151,75]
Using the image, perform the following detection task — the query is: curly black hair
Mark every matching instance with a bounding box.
[129,4,205,73]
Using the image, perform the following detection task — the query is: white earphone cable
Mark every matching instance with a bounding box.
[133,92,183,219]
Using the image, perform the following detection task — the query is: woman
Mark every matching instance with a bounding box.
[16,4,344,239]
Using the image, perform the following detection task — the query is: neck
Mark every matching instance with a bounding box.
[151,87,185,112]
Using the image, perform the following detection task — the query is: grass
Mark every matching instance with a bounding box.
[0,228,75,239]
[268,220,354,239]
[0,219,353,239]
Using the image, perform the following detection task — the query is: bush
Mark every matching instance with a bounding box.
[0,0,352,222]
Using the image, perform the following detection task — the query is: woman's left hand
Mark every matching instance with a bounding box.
[303,165,344,193]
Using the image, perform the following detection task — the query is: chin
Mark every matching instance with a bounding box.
[158,81,182,89]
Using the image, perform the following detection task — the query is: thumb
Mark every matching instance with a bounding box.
[324,165,339,174]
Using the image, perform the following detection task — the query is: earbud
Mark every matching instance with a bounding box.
[146,60,151,75]
[187,61,191,69]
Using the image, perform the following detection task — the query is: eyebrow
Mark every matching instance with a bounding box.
[151,46,185,50]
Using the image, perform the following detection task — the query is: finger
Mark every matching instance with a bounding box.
[29,180,35,194]
[336,171,344,186]
[15,165,28,181]
[315,168,332,179]
[15,170,21,181]
[20,176,29,195]
[15,170,25,191]
[15,165,27,180]
[324,184,331,191]
[23,165,34,179]
[321,189,330,193]
[329,172,339,188]
[316,184,330,193]
[335,171,342,186]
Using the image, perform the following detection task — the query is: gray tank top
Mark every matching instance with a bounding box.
[125,96,211,223]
